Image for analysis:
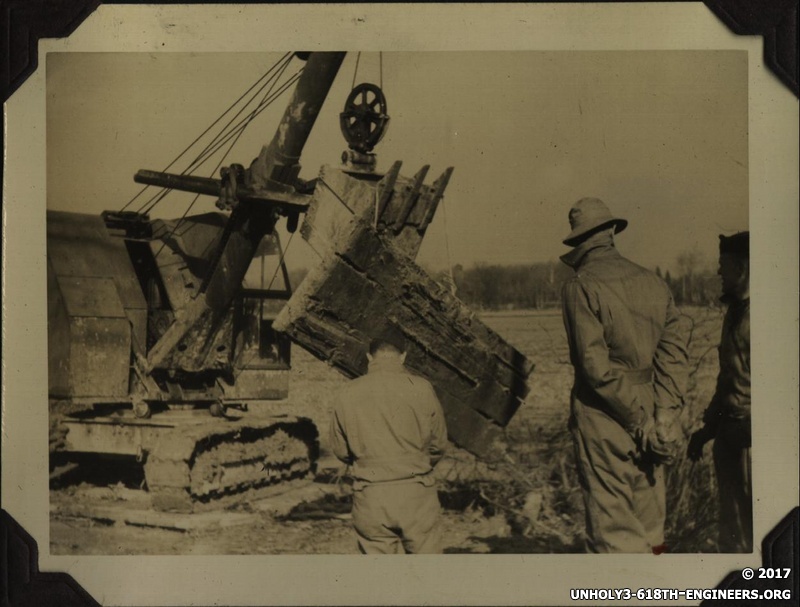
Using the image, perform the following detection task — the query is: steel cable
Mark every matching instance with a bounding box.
[139,70,303,218]
[139,55,298,216]
[120,52,293,212]
[134,61,295,215]
[351,52,361,90]
[150,59,299,259]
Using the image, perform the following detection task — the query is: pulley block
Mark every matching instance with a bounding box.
[339,83,390,154]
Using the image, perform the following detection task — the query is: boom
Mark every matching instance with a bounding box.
[138,52,346,373]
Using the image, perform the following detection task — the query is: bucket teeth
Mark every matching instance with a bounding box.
[375,160,402,224]
[393,165,430,233]
[418,167,454,231]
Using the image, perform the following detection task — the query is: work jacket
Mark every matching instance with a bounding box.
[704,296,750,429]
[560,234,688,433]
[330,356,448,488]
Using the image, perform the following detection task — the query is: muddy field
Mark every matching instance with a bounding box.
[50,307,724,555]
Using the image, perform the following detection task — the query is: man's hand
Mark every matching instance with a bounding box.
[634,416,654,449]
[687,425,715,461]
[654,408,683,443]
[634,412,683,465]
[647,431,681,465]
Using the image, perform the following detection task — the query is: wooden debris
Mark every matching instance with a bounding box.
[50,481,341,530]
[49,463,80,484]
[52,500,256,532]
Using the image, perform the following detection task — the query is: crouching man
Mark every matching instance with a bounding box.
[330,330,448,554]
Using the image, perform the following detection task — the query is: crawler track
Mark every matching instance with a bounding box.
[190,427,314,499]
[52,408,320,513]
[143,416,320,512]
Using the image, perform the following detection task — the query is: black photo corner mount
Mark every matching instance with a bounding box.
[702,507,800,606]
[0,0,798,101]
[705,0,799,96]
[1,509,101,607]
[1,508,798,607]
[0,0,798,606]
[0,0,103,103]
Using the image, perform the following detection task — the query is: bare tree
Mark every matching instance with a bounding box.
[676,246,717,306]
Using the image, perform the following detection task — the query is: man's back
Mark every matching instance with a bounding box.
[331,356,447,485]
[558,198,688,553]
[564,246,672,371]
[561,242,686,428]
[329,338,448,554]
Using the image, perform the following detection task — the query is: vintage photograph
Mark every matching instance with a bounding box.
[45,49,748,556]
[2,3,796,606]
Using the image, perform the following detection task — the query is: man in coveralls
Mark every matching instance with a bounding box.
[688,232,752,552]
[330,329,448,554]
[560,197,689,553]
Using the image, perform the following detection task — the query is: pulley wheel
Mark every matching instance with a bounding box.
[340,83,390,154]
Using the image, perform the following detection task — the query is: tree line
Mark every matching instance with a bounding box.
[445,251,721,311]
[448,262,573,310]
[288,248,721,312]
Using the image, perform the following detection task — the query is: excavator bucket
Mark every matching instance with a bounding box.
[275,165,534,461]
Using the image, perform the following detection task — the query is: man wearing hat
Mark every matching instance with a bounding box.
[560,197,689,553]
[688,232,751,552]
[330,329,448,554]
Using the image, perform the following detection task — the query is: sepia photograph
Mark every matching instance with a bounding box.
[2,3,797,606]
[44,49,749,558]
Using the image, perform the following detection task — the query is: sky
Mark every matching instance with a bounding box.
[46,51,748,274]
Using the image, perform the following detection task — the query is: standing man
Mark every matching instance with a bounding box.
[560,197,689,553]
[330,329,448,554]
[688,232,751,552]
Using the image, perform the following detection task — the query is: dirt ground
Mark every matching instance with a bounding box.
[49,309,723,555]
[49,496,533,556]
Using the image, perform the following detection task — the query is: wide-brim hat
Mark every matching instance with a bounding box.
[563,197,628,246]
